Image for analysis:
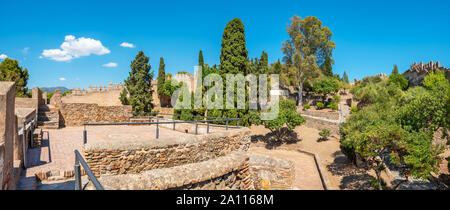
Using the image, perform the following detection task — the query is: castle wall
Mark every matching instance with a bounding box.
[249,154,295,190]
[0,82,16,190]
[83,128,250,176]
[59,103,132,127]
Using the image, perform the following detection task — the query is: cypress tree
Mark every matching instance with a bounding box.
[392,64,399,75]
[121,51,154,114]
[321,55,333,77]
[157,57,166,97]
[343,71,349,83]
[0,58,30,97]
[199,50,204,67]
[219,18,250,126]
[220,18,249,75]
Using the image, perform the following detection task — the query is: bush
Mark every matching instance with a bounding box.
[319,129,331,140]
[263,99,306,141]
[350,106,358,113]
[303,104,311,110]
[316,102,324,109]
[327,103,338,110]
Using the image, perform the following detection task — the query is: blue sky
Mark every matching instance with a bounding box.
[0,0,449,89]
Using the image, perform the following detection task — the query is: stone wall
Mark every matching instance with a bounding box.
[83,128,250,176]
[303,116,340,135]
[90,151,253,190]
[0,82,16,190]
[301,110,339,120]
[59,103,132,127]
[249,154,295,190]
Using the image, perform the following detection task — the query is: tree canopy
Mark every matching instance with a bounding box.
[120,51,154,114]
[0,58,30,97]
[281,15,336,105]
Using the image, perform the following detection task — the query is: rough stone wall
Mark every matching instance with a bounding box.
[83,128,250,176]
[92,151,253,190]
[62,89,123,106]
[249,154,295,190]
[59,103,132,127]
[301,110,339,120]
[303,116,340,135]
[0,82,16,190]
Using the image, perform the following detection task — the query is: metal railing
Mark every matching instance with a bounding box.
[74,150,104,190]
[82,113,241,144]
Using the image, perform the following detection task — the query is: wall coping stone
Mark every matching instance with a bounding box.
[83,127,250,151]
[94,150,249,190]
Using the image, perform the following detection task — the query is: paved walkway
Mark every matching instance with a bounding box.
[17,125,195,190]
[250,146,324,190]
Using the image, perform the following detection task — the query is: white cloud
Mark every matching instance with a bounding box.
[42,35,110,62]
[0,54,7,59]
[59,77,66,81]
[102,62,118,68]
[120,42,135,48]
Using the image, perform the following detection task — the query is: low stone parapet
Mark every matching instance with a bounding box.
[83,128,250,176]
[249,154,295,190]
[90,151,252,190]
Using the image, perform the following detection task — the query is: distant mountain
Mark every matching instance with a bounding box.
[40,86,70,93]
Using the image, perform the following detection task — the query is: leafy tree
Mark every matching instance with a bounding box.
[281,15,336,106]
[342,71,349,83]
[263,99,306,141]
[387,64,408,90]
[313,77,339,102]
[269,59,282,74]
[121,51,154,114]
[319,129,331,141]
[157,57,166,97]
[340,71,449,189]
[0,58,30,97]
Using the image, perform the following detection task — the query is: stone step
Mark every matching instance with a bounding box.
[38,121,59,129]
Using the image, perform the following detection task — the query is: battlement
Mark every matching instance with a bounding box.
[68,82,124,96]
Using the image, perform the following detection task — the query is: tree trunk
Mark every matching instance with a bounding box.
[375,169,383,190]
[298,79,303,106]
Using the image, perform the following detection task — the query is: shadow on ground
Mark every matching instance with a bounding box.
[251,128,301,149]
[326,153,375,190]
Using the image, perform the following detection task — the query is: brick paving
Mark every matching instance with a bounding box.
[18,125,197,189]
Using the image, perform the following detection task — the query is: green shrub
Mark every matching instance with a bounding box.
[327,103,338,110]
[332,94,341,104]
[319,129,331,140]
[263,99,306,141]
[350,106,358,113]
[316,102,324,109]
[303,104,311,110]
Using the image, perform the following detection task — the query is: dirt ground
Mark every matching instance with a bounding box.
[250,125,376,190]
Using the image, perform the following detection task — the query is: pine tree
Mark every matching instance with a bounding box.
[121,51,154,114]
[0,58,30,97]
[157,57,166,97]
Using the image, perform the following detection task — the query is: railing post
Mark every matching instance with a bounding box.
[22,121,27,169]
[30,120,33,149]
[74,156,82,190]
[83,126,87,144]
[195,116,198,135]
[156,117,159,139]
[173,118,176,130]
[226,120,229,131]
[207,121,210,134]
[236,120,239,128]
